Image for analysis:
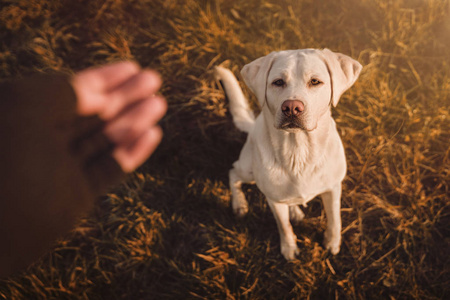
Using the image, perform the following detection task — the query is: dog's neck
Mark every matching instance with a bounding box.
[264,108,333,174]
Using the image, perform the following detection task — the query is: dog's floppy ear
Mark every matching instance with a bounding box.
[241,51,278,106]
[321,48,362,107]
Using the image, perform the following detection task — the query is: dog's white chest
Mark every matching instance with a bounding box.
[252,152,328,204]
[248,118,346,205]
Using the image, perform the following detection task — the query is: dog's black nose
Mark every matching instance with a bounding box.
[282,100,304,117]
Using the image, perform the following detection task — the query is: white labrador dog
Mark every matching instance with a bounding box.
[214,49,362,260]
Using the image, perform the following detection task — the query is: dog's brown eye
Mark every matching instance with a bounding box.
[272,79,285,87]
[310,78,322,86]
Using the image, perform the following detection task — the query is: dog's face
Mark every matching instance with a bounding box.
[241,49,362,132]
[266,50,332,131]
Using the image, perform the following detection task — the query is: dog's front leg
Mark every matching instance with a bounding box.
[229,140,254,217]
[229,168,249,216]
[268,201,299,260]
[321,183,342,255]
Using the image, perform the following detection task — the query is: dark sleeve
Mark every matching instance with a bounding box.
[0,74,125,277]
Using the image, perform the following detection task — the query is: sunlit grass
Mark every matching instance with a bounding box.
[0,0,449,298]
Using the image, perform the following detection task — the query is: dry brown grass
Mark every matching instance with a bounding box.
[0,0,449,299]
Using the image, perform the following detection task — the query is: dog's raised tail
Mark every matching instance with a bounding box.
[214,66,255,133]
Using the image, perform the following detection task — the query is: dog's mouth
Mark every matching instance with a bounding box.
[279,117,305,130]
[281,122,302,129]
[278,117,317,132]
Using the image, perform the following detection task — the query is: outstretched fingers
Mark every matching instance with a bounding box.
[73,61,141,116]
[103,95,167,145]
[112,126,163,173]
[100,70,162,120]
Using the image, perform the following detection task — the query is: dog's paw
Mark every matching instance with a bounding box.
[289,206,305,225]
[233,206,249,217]
[231,188,249,217]
[281,242,300,261]
[323,230,341,255]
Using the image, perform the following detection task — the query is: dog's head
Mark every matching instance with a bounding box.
[241,49,362,132]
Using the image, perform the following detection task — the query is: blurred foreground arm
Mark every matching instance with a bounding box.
[0,62,167,277]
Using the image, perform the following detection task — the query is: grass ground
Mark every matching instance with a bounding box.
[0,0,449,299]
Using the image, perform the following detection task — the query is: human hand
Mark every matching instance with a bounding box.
[72,61,167,172]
